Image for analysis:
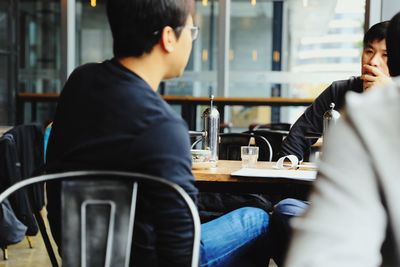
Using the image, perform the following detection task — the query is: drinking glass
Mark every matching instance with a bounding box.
[241,146,259,168]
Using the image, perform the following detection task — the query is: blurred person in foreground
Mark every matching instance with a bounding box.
[45,0,269,266]
[280,21,391,162]
[284,12,400,267]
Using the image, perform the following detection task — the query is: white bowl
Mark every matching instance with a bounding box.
[191,149,211,163]
[191,149,213,169]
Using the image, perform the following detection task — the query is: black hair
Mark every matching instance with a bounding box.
[106,0,195,58]
[386,12,400,77]
[363,21,390,48]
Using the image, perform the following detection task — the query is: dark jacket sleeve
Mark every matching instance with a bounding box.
[280,81,348,161]
[132,119,198,266]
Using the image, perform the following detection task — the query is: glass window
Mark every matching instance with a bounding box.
[281,0,365,124]
[229,0,273,97]
[76,0,112,65]
[18,0,61,95]
[227,0,365,130]
[73,0,365,105]
[16,1,61,123]
[0,0,16,124]
[0,3,8,51]
[0,3,9,124]
[74,0,216,97]
[0,55,9,124]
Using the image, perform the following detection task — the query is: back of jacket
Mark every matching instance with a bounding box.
[46,59,198,266]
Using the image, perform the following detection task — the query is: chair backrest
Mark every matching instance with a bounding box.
[219,133,273,161]
[244,129,287,161]
[248,122,291,131]
[0,171,201,267]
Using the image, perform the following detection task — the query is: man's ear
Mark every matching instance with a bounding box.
[160,26,176,53]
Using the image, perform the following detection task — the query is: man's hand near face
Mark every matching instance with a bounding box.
[361,64,392,90]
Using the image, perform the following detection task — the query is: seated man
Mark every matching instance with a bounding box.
[285,12,400,266]
[279,21,391,162]
[45,1,269,266]
[270,20,391,266]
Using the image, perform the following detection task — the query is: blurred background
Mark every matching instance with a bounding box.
[1,0,399,131]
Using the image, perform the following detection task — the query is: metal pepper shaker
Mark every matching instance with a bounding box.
[323,102,341,137]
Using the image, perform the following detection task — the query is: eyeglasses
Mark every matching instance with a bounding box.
[174,25,200,41]
[153,25,200,42]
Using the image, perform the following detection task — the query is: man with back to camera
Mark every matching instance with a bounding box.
[45,0,270,266]
[279,21,391,162]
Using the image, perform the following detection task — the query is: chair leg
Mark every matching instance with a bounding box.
[2,246,8,260]
[34,210,59,267]
[27,236,33,248]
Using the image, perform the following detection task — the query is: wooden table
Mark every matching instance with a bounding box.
[193,160,314,200]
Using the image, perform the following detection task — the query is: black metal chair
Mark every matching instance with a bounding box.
[244,129,287,161]
[248,122,291,131]
[219,133,273,162]
[0,171,201,267]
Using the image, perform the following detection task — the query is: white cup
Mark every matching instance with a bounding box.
[241,146,259,168]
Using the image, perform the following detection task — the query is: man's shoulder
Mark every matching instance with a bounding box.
[70,62,102,77]
[330,76,362,93]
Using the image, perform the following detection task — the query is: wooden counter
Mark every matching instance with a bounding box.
[16,92,313,127]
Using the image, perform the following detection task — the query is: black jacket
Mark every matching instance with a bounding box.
[0,135,27,246]
[46,59,198,266]
[1,124,44,236]
[280,76,363,160]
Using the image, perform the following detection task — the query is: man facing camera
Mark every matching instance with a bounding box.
[285,11,400,266]
[268,21,392,267]
[280,21,391,161]
[46,0,269,266]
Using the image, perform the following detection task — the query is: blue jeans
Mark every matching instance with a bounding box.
[200,207,269,267]
[266,198,309,266]
[274,198,309,216]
